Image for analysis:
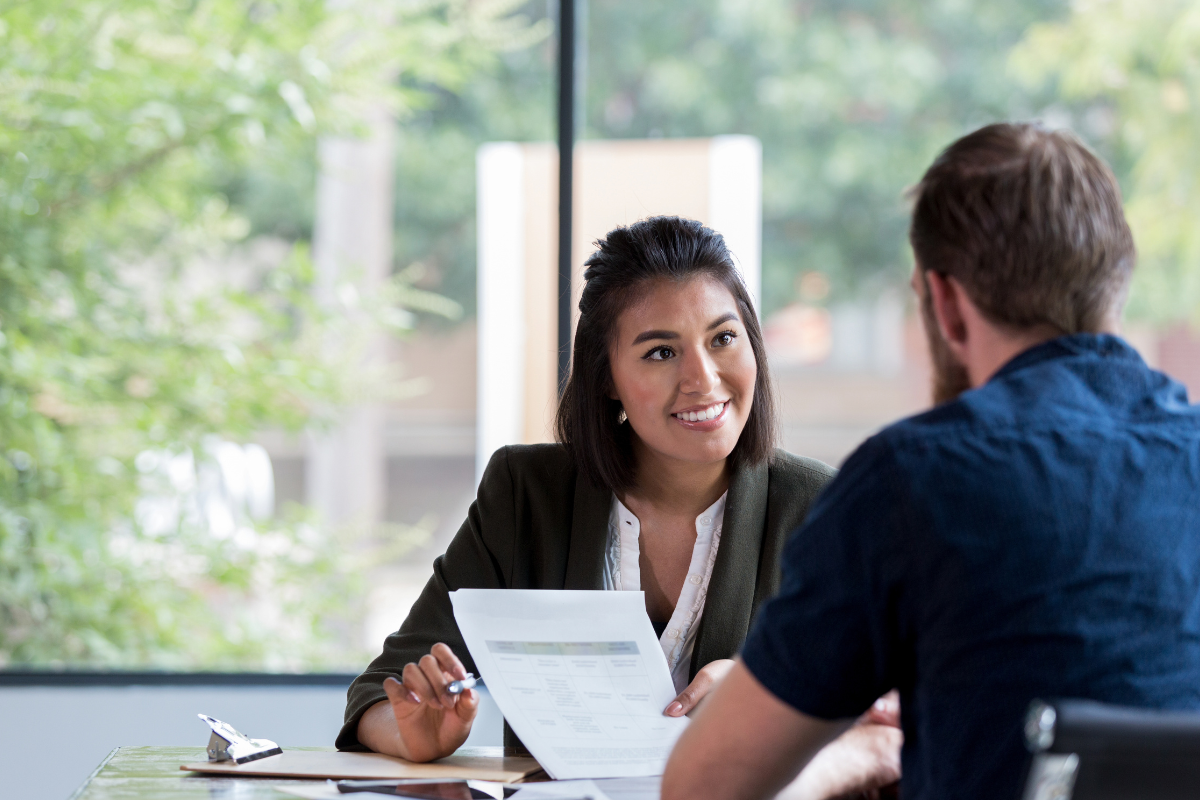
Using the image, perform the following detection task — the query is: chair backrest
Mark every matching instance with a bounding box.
[1022,699,1200,800]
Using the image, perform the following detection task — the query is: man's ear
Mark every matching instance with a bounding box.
[925,270,969,355]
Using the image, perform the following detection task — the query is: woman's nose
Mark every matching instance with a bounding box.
[679,348,719,395]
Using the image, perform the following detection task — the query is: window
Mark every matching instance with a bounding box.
[4,0,1198,673]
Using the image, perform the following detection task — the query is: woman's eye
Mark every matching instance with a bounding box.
[644,346,675,361]
[713,331,736,347]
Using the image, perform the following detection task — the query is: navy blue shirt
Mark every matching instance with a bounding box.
[742,334,1200,799]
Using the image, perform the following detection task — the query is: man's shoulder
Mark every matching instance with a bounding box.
[874,342,1200,456]
[877,400,979,444]
[867,381,1030,455]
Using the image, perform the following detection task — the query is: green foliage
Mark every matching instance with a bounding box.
[295,0,1200,324]
[375,0,1072,318]
[584,0,1079,312]
[0,0,532,669]
[1011,0,1200,324]
[384,35,555,320]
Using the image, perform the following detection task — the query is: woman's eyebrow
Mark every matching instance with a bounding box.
[631,329,677,345]
[630,313,739,345]
[707,312,739,330]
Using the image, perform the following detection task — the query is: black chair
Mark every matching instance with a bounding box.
[1022,699,1200,800]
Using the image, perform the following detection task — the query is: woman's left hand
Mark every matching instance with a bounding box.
[663,658,735,717]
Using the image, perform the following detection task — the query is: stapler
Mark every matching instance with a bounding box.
[198,713,283,764]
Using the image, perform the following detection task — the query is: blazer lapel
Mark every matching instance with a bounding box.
[564,473,611,590]
[691,459,769,676]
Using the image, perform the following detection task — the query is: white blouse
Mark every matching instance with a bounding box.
[601,492,727,694]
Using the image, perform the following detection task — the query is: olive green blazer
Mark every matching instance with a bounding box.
[337,443,835,751]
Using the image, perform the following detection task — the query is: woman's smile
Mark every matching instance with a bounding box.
[671,400,729,430]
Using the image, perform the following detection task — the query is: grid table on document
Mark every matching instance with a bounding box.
[486,641,677,742]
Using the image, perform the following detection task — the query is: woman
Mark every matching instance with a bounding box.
[337,215,836,761]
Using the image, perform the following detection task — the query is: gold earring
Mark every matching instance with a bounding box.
[617,408,627,424]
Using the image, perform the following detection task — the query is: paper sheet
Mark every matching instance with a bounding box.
[277,778,661,800]
[508,779,612,799]
[275,780,505,800]
[529,777,660,800]
[450,590,689,780]
[592,777,662,800]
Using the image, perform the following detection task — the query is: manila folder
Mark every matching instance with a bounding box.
[181,746,542,783]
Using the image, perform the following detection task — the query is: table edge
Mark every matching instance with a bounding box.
[68,745,121,800]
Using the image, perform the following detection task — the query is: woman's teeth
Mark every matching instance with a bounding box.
[675,402,724,422]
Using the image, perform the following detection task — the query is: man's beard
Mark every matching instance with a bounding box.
[919,280,972,405]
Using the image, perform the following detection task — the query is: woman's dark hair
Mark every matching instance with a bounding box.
[555,215,778,492]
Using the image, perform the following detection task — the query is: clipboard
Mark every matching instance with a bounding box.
[181,746,544,783]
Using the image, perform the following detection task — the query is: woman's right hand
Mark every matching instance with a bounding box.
[358,642,480,762]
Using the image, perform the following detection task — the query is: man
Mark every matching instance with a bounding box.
[662,122,1200,800]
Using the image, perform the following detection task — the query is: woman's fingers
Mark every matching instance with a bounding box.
[863,690,901,728]
[454,687,480,723]
[403,660,443,709]
[418,653,456,708]
[665,673,709,716]
[383,675,424,725]
[383,675,421,706]
[840,724,903,788]
[430,642,468,681]
[778,723,902,800]
[664,658,735,716]
[392,645,469,713]
[380,651,477,763]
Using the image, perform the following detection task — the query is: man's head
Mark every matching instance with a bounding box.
[909,122,1136,403]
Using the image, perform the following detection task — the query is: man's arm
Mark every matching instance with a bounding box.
[662,660,851,800]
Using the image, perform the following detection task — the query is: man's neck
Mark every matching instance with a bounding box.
[964,323,1061,388]
[959,295,1128,390]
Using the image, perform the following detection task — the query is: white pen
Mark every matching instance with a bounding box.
[446,673,484,695]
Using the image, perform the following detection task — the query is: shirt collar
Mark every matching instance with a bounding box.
[612,491,728,535]
[990,333,1143,384]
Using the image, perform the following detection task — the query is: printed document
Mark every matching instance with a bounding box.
[450,589,689,780]
[508,779,612,799]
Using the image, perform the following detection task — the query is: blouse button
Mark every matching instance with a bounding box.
[688,574,702,585]
[700,516,712,525]
[668,629,679,639]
